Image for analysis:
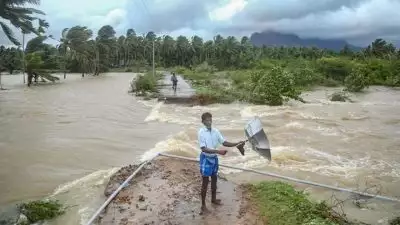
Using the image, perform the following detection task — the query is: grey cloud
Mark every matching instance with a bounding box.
[124,0,224,34]
[235,0,366,22]
[214,0,400,46]
[2,0,400,47]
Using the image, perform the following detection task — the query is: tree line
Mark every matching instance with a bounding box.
[1,25,399,75]
[1,0,399,90]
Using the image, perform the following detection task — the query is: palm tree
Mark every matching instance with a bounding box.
[0,0,45,46]
[1,0,46,84]
[56,28,70,79]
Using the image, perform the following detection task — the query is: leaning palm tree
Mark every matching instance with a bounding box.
[0,0,45,46]
[1,0,46,84]
[56,28,70,79]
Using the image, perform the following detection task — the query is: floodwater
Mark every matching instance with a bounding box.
[0,73,399,224]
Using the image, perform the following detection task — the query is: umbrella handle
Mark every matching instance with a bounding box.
[236,139,249,146]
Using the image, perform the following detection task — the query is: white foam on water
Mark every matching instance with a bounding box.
[137,99,158,108]
[316,99,352,105]
[140,131,200,161]
[49,167,120,225]
[144,101,164,122]
[298,112,323,120]
[361,101,400,106]
[144,102,198,125]
[51,168,119,196]
[240,105,290,118]
[219,149,270,174]
[313,125,340,136]
[284,121,304,129]
[341,112,370,121]
[263,147,400,180]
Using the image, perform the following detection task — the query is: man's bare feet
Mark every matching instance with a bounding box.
[199,205,210,215]
[211,199,223,205]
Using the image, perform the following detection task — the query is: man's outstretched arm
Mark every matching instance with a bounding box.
[222,141,242,147]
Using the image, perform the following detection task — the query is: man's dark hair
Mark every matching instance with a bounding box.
[201,112,212,121]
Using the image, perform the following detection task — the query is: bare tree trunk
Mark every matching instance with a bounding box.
[95,50,100,75]
[22,33,26,84]
[27,71,33,87]
[0,72,3,90]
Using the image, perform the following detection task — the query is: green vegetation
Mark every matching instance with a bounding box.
[1,1,399,102]
[17,199,65,224]
[248,181,362,225]
[389,217,400,225]
[330,91,352,102]
[0,199,66,225]
[131,72,163,99]
[178,46,399,105]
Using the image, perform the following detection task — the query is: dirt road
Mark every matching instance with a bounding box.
[97,156,263,225]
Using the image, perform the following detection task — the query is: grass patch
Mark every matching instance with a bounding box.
[248,181,360,225]
[18,199,65,224]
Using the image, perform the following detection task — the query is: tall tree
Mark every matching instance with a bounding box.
[0,0,45,46]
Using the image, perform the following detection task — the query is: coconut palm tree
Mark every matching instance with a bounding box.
[0,0,45,46]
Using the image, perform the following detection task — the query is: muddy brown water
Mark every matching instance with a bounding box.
[0,73,399,224]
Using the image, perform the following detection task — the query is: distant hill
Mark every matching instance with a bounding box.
[250,31,362,52]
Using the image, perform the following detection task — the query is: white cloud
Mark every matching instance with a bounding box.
[209,0,248,21]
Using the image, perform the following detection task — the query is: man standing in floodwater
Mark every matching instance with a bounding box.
[171,72,178,92]
[198,112,245,214]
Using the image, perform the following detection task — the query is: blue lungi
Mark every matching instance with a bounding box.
[199,152,219,177]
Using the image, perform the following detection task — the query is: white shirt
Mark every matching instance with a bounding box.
[198,126,225,157]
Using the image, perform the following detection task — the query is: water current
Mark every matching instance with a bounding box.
[0,73,399,224]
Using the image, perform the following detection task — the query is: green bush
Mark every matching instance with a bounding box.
[330,91,351,102]
[194,61,217,73]
[18,199,65,223]
[173,66,186,74]
[316,57,353,82]
[389,216,400,225]
[344,64,369,92]
[246,66,301,105]
[134,72,158,93]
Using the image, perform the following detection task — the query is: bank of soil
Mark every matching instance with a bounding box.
[97,156,263,225]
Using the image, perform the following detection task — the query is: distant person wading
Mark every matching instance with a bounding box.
[171,72,178,92]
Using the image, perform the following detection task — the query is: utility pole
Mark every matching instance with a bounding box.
[152,41,155,78]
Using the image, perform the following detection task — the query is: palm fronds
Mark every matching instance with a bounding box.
[0,21,20,45]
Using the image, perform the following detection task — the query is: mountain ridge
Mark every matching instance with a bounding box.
[250,31,362,51]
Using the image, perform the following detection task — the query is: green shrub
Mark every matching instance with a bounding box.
[18,199,65,223]
[194,61,217,73]
[246,66,301,105]
[330,91,351,102]
[134,72,158,93]
[389,216,400,225]
[316,57,353,82]
[344,64,369,92]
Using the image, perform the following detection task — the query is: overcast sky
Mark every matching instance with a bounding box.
[1,0,400,47]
